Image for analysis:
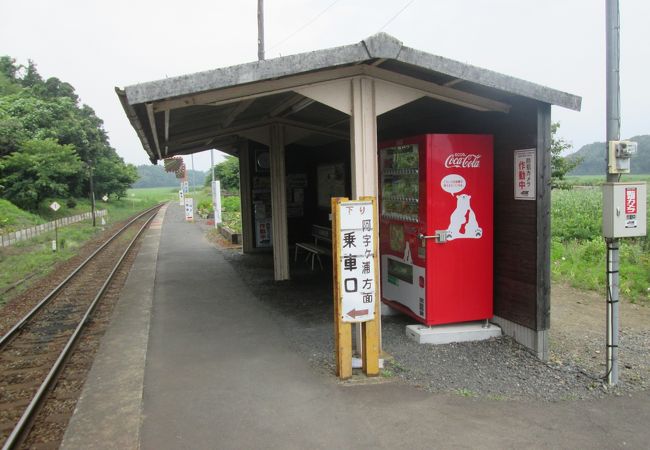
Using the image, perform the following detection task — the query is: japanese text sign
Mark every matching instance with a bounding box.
[335,199,377,323]
[514,149,536,200]
[184,197,194,221]
[625,188,637,214]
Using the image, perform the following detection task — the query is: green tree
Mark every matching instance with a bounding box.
[0,56,20,81]
[205,156,240,191]
[0,113,26,157]
[551,122,581,188]
[0,138,82,210]
[20,60,43,89]
[0,55,141,202]
[0,72,21,96]
[93,155,138,199]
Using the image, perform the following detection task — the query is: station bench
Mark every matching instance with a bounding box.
[294,225,332,270]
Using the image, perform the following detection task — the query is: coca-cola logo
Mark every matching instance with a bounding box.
[444,153,481,168]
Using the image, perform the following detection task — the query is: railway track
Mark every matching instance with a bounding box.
[0,204,163,449]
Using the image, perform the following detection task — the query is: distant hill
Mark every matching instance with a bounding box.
[133,164,206,188]
[568,135,650,175]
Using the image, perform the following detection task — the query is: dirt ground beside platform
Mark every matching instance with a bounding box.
[549,283,650,389]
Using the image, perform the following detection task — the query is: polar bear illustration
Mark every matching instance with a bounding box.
[447,194,482,240]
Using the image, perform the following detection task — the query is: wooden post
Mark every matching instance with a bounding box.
[270,123,290,280]
[239,141,255,253]
[332,197,352,379]
[360,196,380,376]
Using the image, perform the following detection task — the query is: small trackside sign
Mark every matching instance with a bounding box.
[184,197,194,221]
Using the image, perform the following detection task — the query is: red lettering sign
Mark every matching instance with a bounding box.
[625,188,637,214]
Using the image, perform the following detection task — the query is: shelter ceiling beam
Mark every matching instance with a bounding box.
[169,118,273,145]
[145,103,163,160]
[222,99,255,128]
[364,66,510,113]
[171,135,241,155]
[205,135,241,149]
[444,78,463,87]
[273,117,348,139]
[168,115,348,149]
[268,94,307,117]
[151,66,365,113]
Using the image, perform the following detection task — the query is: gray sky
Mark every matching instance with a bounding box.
[1,0,648,170]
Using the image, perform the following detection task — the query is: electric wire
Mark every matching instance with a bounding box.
[267,0,343,54]
[378,0,417,32]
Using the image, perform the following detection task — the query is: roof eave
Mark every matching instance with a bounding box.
[396,46,581,111]
[122,32,581,112]
[116,87,158,164]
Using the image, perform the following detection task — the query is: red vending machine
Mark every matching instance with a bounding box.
[379,134,493,326]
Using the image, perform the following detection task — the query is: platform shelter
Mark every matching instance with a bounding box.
[117,33,581,358]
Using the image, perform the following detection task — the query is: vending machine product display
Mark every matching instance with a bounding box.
[379,134,493,326]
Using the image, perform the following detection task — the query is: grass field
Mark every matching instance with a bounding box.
[551,176,649,303]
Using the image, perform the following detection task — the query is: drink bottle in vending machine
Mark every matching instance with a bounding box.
[379,134,493,326]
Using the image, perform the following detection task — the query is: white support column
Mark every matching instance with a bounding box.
[349,77,381,355]
[350,77,379,198]
[238,141,255,253]
[269,123,290,280]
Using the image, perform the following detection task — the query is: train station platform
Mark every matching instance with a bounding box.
[61,203,649,449]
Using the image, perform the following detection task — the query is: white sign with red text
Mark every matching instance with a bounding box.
[514,149,536,200]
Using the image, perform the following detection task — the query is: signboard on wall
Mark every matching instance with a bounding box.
[514,149,536,200]
[317,163,346,208]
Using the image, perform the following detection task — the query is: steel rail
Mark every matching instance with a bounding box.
[0,203,162,350]
[2,207,161,450]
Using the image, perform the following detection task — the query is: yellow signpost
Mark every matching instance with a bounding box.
[331,196,380,379]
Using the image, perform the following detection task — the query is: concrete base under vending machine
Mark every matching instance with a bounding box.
[406,321,501,345]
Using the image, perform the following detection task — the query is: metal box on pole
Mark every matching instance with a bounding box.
[602,182,647,238]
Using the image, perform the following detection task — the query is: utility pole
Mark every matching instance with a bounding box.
[191,153,196,193]
[211,149,217,229]
[258,0,265,60]
[88,160,96,227]
[605,0,620,385]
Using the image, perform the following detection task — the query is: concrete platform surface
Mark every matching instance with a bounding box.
[62,203,650,449]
